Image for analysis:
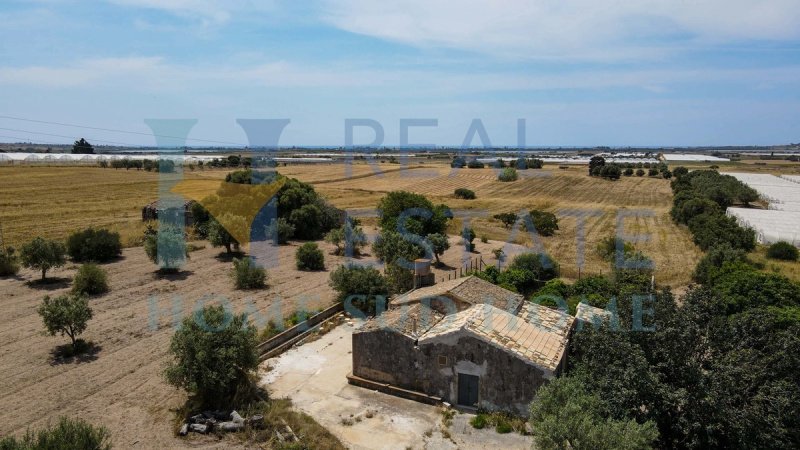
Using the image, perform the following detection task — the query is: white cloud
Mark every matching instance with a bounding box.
[320,0,800,59]
[105,0,270,26]
[0,57,165,87]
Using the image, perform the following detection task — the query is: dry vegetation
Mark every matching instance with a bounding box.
[1,162,705,286]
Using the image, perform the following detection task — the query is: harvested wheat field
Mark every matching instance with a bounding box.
[283,163,702,287]
[0,163,701,286]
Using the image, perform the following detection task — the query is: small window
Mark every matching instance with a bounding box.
[438,355,448,367]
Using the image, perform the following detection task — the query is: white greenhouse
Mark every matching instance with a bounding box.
[727,208,800,246]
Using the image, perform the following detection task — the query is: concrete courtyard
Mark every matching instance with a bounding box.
[258,321,534,450]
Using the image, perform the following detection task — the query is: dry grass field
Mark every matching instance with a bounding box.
[0,162,703,286]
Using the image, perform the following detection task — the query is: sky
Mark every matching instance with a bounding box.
[1,0,799,147]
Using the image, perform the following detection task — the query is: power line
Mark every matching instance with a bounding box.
[0,114,247,146]
[0,127,143,148]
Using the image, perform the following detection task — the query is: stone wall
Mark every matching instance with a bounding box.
[418,333,550,417]
[352,329,421,390]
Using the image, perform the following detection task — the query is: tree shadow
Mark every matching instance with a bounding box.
[215,251,246,262]
[154,270,195,281]
[49,340,102,366]
[25,277,71,290]
[434,262,456,270]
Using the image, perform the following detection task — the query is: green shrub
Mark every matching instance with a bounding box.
[66,228,122,262]
[526,210,559,236]
[0,417,111,450]
[72,263,109,296]
[454,188,476,200]
[495,422,513,434]
[462,226,476,252]
[144,225,188,272]
[498,167,518,182]
[231,258,267,289]
[623,168,634,176]
[470,414,488,429]
[767,241,799,261]
[329,265,389,314]
[467,159,485,169]
[0,246,20,276]
[265,217,295,245]
[296,243,325,271]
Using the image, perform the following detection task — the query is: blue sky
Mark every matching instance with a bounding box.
[1,0,799,147]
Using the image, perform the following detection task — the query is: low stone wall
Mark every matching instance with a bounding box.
[257,302,344,360]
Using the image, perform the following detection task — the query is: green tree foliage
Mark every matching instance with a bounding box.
[498,167,518,182]
[329,265,389,314]
[451,156,466,168]
[454,188,476,199]
[623,167,634,176]
[598,164,622,180]
[635,168,645,177]
[163,305,258,407]
[588,156,605,175]
[505,253,560,295]
[670,196,722,224]
[692,244,749,284]
[710,266,800,315]
[143,225,188,272]
[385,263,414,295]
[462,226,476,252]
[264,217,295,245]
[230,257,266,289]
[672,166,689,178]
[20,237,66,280]
[296,243,325,271]
[529,373,659,450]
[71,263,109,296]
[71,138,94,154]
[288,204,323,240]
[596,236,635,263]
[377,191,450,236]
[325,221,368,256]
[66,228,122,262]
[0,417,111,450]
[37,294,93,351]
[426,233,450,265]
[0,246,20,276]
[767,241,799,261]
[190,201,211,238]
[493,212,518,228]
[687,213,756,251]
[527,210,559,236]
[527,158,544,169]
[372,231,425,266]
[207,214,246,254]
[467,159,485,168]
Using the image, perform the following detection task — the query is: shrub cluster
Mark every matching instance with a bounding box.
[329,265,388,314]
[0,246,20,276]
[767,241,799,261]
[454,188,476,199]
[231,257,267,289]
[474,252,560,296]
[498,167,518,182]
[296,243,325,271]
[72,263,109,296]
[0,417,111,450]
[66,228,122,262]
[526,210,559,236]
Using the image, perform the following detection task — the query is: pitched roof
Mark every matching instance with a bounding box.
[575,302,613,325]
[419,303,575,372]
[356,303,443,339]
[392,276,523,313]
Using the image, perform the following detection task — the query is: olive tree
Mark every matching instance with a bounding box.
[38,294,93,351]
[20,237,66,280]
[164,305,258,406]
[144,225,188,272]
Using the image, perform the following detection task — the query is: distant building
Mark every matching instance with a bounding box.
[350,276,576,416]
